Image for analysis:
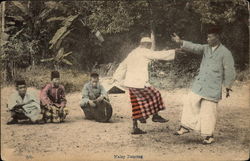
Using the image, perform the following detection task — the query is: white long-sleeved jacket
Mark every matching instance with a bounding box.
[113,47,175,88]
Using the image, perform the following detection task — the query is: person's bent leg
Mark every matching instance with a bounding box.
[80,102,94,120]
[7,111,19,125]
[59,107,69,122]
[51,105,60,123]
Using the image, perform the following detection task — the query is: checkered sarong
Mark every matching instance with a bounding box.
[129,86,165,119]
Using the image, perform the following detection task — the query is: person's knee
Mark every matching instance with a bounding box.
[80,102,87,109]
[64,108,69,115]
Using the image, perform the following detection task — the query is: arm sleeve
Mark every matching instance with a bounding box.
[181,40,205,55]
[100,85,108,99]
[40,84,53,106]
[113,59,127,82]
[28,89,40,104]
[59,86,67,107]
[144,49,176,60]
[223,51,236,89]
[82,84,90,103]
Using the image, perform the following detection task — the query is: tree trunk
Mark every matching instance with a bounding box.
[148,0,156,51]
[150,22,156,51]
[248,1,250,71]
[6,62,13,82]
[1,2,9,82]
[1,1,5,33]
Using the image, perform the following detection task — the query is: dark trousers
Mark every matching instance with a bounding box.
[80,100,112,122]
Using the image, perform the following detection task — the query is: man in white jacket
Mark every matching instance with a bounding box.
[112,37,176,134]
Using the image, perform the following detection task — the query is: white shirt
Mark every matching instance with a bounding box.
[113,47,175,88]
[8,89,40,110]
[212,44,219,52]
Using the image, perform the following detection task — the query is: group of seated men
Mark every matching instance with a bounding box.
[7,71,111,124]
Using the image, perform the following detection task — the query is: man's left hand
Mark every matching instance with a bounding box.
[226,88,232,98]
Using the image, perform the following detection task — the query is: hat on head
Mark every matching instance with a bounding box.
[90,72,99,78]
[140,37,152,43]
[207,26,222,35]
[15,79,26,86]
[51,71,60,80]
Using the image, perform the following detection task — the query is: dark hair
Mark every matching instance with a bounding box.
[207,26,222,35]
[90,72,99,78]
[51,71,60,80]
[15,79,26,87]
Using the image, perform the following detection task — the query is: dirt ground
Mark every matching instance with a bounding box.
[1,81,250,161]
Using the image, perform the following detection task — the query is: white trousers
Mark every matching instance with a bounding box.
[181,92,218,136]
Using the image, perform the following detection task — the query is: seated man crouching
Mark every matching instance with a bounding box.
[80,73,112,122]
[7,79,43,124]
[40,71,69,123]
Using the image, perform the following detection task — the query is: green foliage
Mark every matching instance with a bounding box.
[86,1,135,33]
[49,14,79,50]
[190,0,248,24]
[41,48,73,70]
[1,0,248,83]
[3,1,53,65]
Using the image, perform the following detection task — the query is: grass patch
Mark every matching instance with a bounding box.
[2,66,89,93]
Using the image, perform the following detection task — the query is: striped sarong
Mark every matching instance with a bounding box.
[129,86,165,120]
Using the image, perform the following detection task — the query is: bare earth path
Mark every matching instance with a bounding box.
[1,81,249,161]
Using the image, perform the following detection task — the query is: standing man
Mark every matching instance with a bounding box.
[40,71,69,123]
[112,37,176,134]
[7,79,43,124]
[80,73,112,122]
[171,27,236,144]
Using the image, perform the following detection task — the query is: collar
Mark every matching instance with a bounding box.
[89,82,100,89]
[52,83,59,88]
[211,43,221,53]
[211,43,220,50]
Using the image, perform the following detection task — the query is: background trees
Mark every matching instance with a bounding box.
[1,0,249,82]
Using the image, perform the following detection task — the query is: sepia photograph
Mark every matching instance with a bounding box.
[1,0,249,161]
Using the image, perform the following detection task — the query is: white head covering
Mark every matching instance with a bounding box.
[140,37,152,43]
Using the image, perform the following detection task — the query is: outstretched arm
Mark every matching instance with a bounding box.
[171,33,205,55]
[96,85,108,102]
[59,86,67,108]
[144,49,176,61]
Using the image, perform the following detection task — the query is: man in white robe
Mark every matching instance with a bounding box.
[112,37,176,134]
[7,80,43,124]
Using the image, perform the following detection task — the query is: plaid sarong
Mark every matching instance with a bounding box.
[129,86,165,119]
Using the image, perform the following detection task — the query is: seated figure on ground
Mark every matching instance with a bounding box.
[7,79,43,124]
[40,71,69,123]
[80,73,112,122]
